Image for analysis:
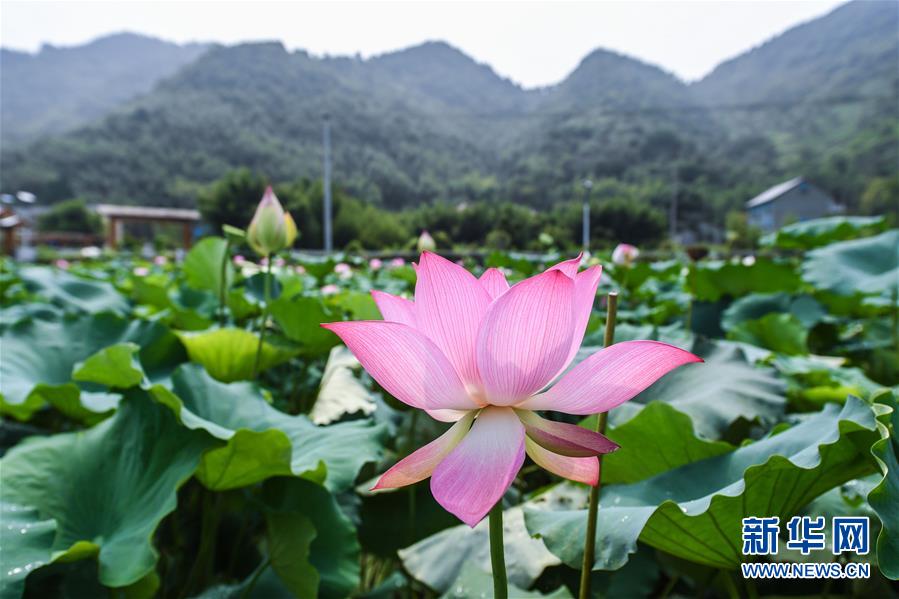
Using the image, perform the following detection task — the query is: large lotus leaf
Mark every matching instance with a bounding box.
[175,328,298,382]
[269,295,340,357]
[609,342,786,439]
[183,237,233,295]
[0,392,214,592]
[687,258,802,302]
[772,354,885,406]
[727,313,808,355]
[869,391,899,579]
[721,292,826,332]
[72,343,145,389]
[261,478,360,599]
[399,506,560,594]
[764,216,888,249]
[151,364,386,492]
[803,229,899,298]
[0,303,63,330]
[0,312,185,421]
[440,561,572,598]
[309,345,377,425]
[593,402,734,485]
[525,397,879,571]
[0,503,57,599]
[17,266,129,314]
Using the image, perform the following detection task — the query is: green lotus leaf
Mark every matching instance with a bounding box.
[525,397,879,571]
[763,216,888,249]
[73,343,145,389]
[0,392,215,593]
[802,229,899,298]
[727,312,808,355]
[687,258,802,302]
[0,503,57,599]
[174,328,298,382]
[261,478,361,598]
[596,402,734,485]
[333,291,381,320]
[0,312,185,421]
[440,560,572,598]
[151,364,386,492]
[605,342,786,439]
[183,237,233,295]
[399,506,560,594]
[269,295,339,357]
[869,391,899,579]
[0,303,63,330]
[17,266,130,315]
[721,292,826,332]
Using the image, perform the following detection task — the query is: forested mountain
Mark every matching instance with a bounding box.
[1,1,895,225]
[0,33,208,145]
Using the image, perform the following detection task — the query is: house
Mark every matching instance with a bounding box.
[745,177,843,232]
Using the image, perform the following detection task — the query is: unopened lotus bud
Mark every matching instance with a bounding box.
[247,186,287,256]
[417,230,436,252]
[284,211,298,248]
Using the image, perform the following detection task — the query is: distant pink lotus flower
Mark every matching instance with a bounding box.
[295,264,307,275]
[321,284,340,296]
[153,255,168,266]
[274,256,286,267]
[54,259,70,270]
[133,266,150,277]
[233,254,246,265]
[323,252,700,526]
[611,243,639,265]
[389,257,405,268]
[334,262,352,279]
[369,258,383,270]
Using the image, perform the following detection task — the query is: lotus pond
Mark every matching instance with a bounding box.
[0,217,897,598]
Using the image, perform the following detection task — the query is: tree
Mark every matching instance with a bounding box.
[197,168,268,233]
[36,199,101,234]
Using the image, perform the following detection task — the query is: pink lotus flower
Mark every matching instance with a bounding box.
[389,257,406,268]
[233,254,246,265]
[132,266,150,277]
[321,284,340,296]
[54,259,70,270]
[153,255,168,266]
[295,264,307,275]
[334,262,352,279]
[611,243,639,265]
[369,258,383,270]
[323,252,700,526]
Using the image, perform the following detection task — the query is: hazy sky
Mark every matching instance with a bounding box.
[1,0,847,86]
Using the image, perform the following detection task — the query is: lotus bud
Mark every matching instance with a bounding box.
[283,211,298,248]
[417,230,436,252]
[611,243,639,266]
[247,186,288,256]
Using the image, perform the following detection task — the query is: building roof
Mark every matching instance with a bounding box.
[745,177,807,209]
[94,204,200,222]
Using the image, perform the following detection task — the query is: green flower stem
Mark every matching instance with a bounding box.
[578,291,618,599]
[489,502,508,599]
[252,255,274,378]
[219,240,230,326]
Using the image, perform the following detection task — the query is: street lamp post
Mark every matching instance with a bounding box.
[581,178,593,252]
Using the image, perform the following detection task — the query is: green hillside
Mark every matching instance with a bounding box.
[0,33,208,145]
[0,1,895,226]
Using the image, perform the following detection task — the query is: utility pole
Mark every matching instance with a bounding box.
[582,178,593,252]
[669,157,679,244]
[322,113,333,253]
